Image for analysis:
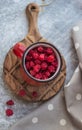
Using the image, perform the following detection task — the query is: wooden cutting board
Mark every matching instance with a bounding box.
[3,3,66,102]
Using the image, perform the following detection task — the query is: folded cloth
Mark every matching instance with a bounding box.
[10,22,82,130]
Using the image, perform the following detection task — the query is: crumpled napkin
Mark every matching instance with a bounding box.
[10,21,82,130]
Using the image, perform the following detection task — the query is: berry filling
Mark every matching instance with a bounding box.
[25,45,58,80]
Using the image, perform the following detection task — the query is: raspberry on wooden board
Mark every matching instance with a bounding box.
[19,89,26,97]
[32,91,38,97]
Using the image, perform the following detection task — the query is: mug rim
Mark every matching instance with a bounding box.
[22,42,62,83]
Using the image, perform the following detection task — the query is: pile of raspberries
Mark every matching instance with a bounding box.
[25,45,58,80]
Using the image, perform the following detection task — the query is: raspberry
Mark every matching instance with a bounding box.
[42,75,48,79]
[13,49,23,58]
[44,55,48,61]
[45,71,50,77]
[35,73,42,79]
[19,89,26,97]
[34,64,41,72]
[52,61,58,67]
[41,62,48,70]
[35,60,41,64]
[30,61,35,68]
[37,46,44,52]
[13,43,26,58]
[46,47,53,54]
[39,54,45,61]
[33,48,38,53]
[6,100,14,106]
[30,70,36,76]
[32,52,39,59]
[18,44,26,53]
[48,65,55,73]
[32,91,38,97]
[6,109,13,117]
[29,49,34,55]
[47,55,54,62]
[26,62,30,70]
[26,55,32,61]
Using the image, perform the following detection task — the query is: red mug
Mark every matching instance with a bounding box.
[13,42,62,87]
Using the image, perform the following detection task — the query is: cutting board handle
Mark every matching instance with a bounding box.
[26,3,42,42]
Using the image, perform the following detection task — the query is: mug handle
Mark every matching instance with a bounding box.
[13,43,26,59]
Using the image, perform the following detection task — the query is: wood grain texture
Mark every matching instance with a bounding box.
[3,3,66,102]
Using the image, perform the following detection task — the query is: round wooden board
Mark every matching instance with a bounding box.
[3,3,66,102]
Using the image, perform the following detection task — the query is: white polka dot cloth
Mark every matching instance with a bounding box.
[60,119,67,126]
[32,117,38,124]
[48,104,54,111]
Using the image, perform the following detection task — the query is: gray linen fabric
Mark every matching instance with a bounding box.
[10,22,82,130]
